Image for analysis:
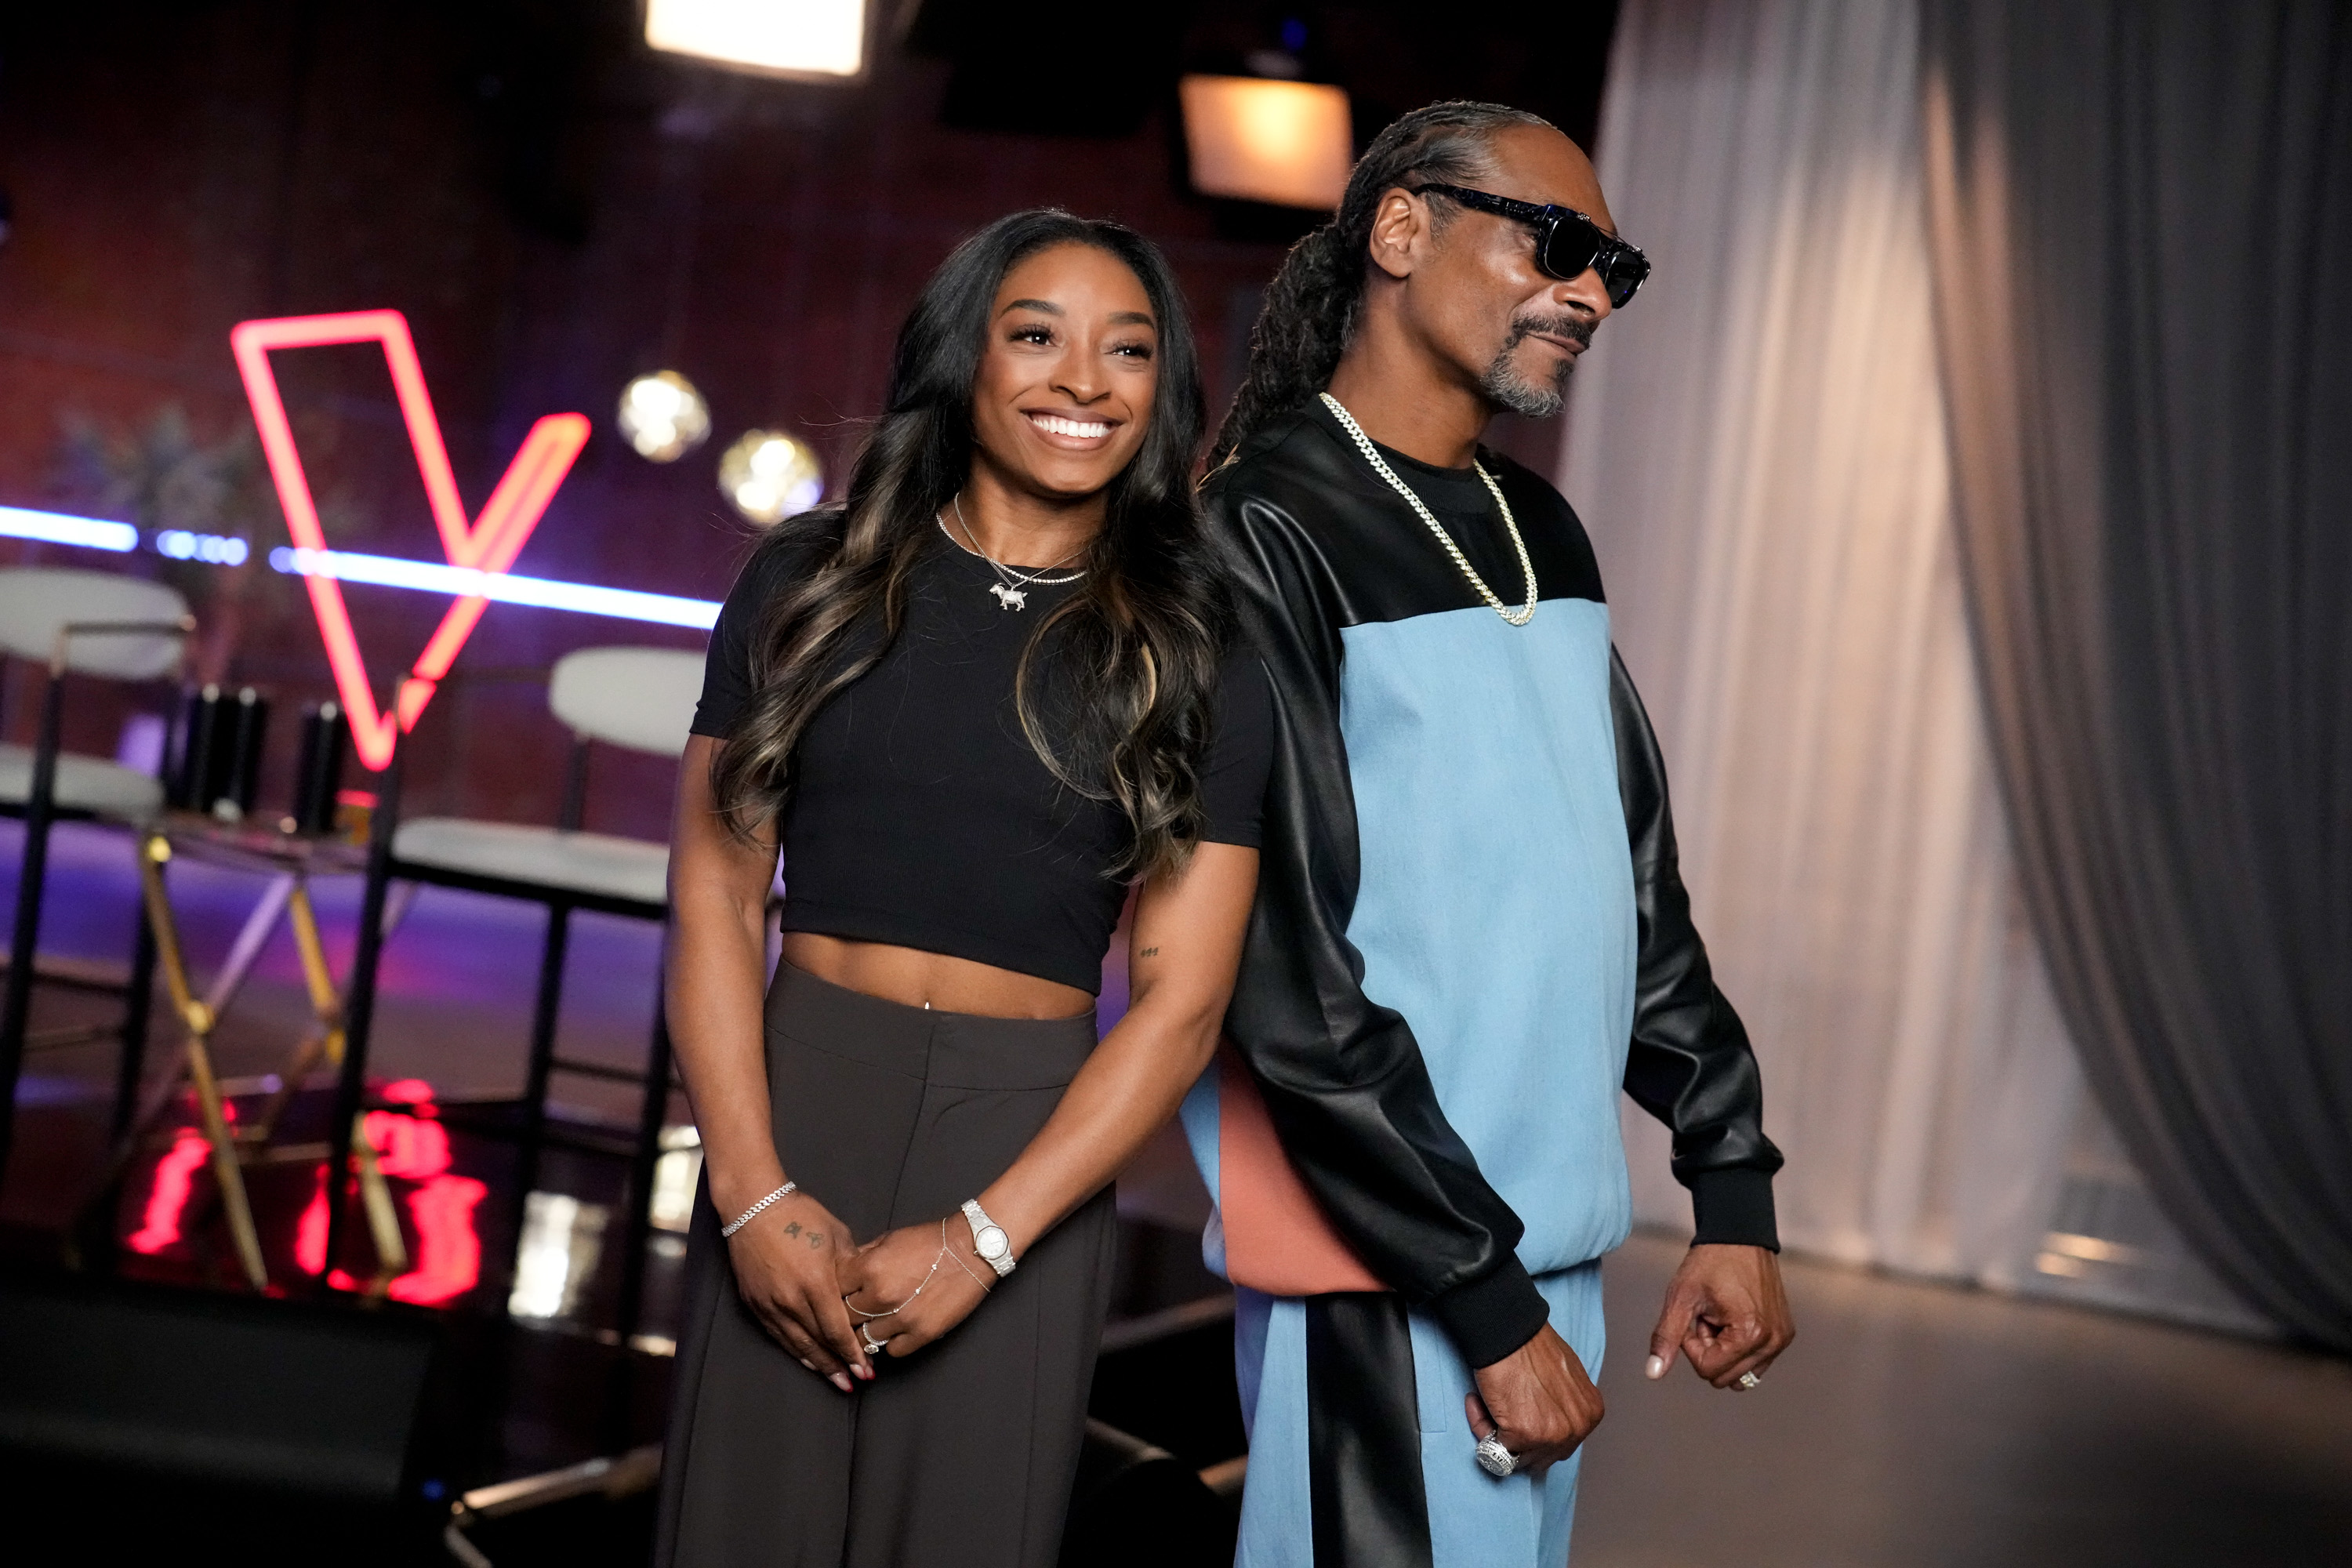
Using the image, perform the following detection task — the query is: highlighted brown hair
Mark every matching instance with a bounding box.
[710,209,1225,881]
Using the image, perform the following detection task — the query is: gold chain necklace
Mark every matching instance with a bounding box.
[1319,393,1537,626]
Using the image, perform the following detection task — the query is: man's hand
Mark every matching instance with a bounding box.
[1465,1322,1604,1479]
[725,1192,871,1392]
[1645,1243,1794,1388]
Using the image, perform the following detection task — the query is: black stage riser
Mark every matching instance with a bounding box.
[0,1272,441,1504]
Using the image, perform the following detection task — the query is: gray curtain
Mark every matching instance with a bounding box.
[1921,0,2352,1348]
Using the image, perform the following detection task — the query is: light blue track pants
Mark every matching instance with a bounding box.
[1229,1261,1606,1568]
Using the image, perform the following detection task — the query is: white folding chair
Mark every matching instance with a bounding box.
[0,568,190,1172]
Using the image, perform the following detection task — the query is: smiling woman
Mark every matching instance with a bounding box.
[708,212,1229,887]
[655,212,1272,1567]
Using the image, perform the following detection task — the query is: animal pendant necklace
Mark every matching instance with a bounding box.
[940,496,1087,611]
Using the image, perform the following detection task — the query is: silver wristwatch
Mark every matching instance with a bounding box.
[961,1199,1015,1279]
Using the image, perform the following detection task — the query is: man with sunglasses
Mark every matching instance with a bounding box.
[1189,103,1793,1565]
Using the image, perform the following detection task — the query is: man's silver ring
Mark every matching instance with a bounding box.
[1736,1370,1762,1391]
[1475,1434,1519,1479]
[860,1327,885,1357]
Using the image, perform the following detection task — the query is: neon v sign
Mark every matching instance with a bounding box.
[231,310,590,769]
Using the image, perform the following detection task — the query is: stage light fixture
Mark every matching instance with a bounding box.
[0,504,136,553]
[0,499,724,631]
[1179,75,1353,211]
[270,546,720,630]
[719,430,823,525]
[618,370,711,463]
[157,528,249,565]
[645,0,867,81]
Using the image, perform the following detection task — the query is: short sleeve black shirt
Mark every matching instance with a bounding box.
[692,533,1272,993]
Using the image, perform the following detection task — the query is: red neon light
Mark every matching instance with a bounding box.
[361,1105,449,1181]
[134,1076,485,1303]
[230,310,590,769]
[127,1131,210,1254]
[380,1076,439,1112]
[390,1174,489,1305]
[295,1167,331,1275]
[292,1083,486,1301]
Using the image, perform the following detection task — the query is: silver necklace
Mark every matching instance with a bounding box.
[940,495,1087,611]
[1319,392,1538,626]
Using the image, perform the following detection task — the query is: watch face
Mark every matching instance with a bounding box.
[976,1226,1009,1261]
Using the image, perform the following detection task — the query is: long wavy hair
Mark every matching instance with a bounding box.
[710,209,1224,881]
[1210,101,1553,466]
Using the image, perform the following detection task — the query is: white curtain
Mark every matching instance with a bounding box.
[1561,0,2082,1286]
[1561,0,2275,1334]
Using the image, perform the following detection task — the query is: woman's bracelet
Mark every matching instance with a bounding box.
[946,1243,994,1293]
[721,1181,797,1237]
[848,1220,951,1319]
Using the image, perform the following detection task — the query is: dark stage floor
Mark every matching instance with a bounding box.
[4,821,2350,1565]
[1577,1235,2352,1567]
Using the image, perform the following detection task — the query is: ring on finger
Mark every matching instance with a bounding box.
[859,1325,886,1357]
[1735,1370,1762,1391]
[1474,1433,1519,1479]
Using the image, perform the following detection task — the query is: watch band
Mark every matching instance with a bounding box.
[961,1198,1016,1279]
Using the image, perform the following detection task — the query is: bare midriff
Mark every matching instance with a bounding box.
[779,931,1095,1022]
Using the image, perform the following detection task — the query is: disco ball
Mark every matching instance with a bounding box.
[617,370,711,463]
[718,430,824,525]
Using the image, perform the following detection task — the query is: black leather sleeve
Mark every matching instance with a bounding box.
[1611,648,1786,1248]
[1212,482,1550,1370]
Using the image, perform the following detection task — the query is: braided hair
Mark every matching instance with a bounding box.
[1210,101,1555,467]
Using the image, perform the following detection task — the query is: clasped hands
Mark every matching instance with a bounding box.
[723,1191,996,1394]
[1465,1243,1794,1479]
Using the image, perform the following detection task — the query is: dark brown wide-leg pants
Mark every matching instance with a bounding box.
[655,963,1115,1568]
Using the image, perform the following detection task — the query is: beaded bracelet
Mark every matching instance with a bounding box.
[721,1181,797,1237]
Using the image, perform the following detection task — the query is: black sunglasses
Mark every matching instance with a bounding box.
[1410,183,1650,308]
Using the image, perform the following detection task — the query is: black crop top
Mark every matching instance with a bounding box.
[691,532,1274,993]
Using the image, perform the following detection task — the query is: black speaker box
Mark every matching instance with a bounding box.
[0,1273,449,1557]
[1058,1419,1238,1568]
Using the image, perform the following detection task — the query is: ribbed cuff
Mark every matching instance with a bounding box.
[1424,1256,1551,1369]
[1690,1168,1780,1250]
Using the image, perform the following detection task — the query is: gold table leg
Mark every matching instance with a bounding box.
[131,835,412,1293]
[354,1113,411,1289]
[286,882,347,1071]
[244,882,347,1143]
[139,834,267,1293]
[291,881,405,1284]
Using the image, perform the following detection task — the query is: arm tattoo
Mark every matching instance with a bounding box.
[1140,946,1160,957]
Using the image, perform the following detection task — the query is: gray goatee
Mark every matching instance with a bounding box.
[1480,310,1595,419]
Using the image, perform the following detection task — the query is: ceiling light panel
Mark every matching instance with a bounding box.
[1180,76,1354,211]
[645,0,868,81]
